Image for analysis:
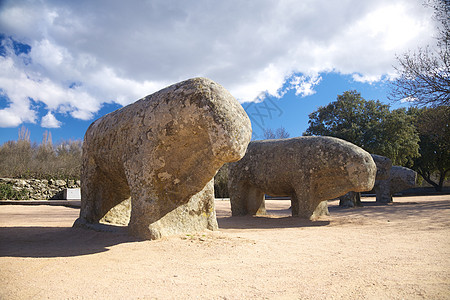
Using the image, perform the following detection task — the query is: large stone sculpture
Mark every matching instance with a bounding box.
[339,154,392,207]
[73,78,252,239]
[228,137,377,219]
[374,166,417,203]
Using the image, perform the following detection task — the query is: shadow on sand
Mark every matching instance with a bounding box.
[0,226,139,258]
[328,200,450,214]
[217,215,330,229]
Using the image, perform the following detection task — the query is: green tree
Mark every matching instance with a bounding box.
[304,90,420,166]
[410,106,450,191]
[214,164,229,198]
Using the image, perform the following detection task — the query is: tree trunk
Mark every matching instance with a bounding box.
[418,170,440,191]
[437,169,450,192]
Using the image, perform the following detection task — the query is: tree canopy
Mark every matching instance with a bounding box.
[409,106,450,191]
[304,90,420,166]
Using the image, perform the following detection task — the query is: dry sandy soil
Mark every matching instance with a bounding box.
[1,195,449,299]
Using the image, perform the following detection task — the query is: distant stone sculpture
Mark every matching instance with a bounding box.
[338,191,361,208]
[228,137,377,219]
[372,154,393,180]
[339,154,392,207]
[73,78,252,239]
[374,166,417,203]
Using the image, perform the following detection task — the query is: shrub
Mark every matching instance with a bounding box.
[214,164,229,198]
[0,182,29,200]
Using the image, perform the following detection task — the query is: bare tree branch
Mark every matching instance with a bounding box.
[389,0,450,107]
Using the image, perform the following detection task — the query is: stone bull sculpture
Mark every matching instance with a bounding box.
[374,166,417,203]
[228,137,377,219]
[339,154,392,207]
[73,78,252,239]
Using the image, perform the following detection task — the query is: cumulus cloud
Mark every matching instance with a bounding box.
[41,111,61,128]
[0,0,435,127]
[288,75,322,97]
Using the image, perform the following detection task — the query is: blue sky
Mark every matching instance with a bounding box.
[244,72,399,139]
[0,0,435,144]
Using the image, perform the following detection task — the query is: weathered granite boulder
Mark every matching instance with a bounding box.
[73,78,252,239]
[371,154,393,180]
[374,166,417,203]
[228,136,377,219]
[339,154,392,207]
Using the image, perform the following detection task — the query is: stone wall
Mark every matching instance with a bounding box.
[0,178,81,200]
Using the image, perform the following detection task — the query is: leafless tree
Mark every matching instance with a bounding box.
[0,128,82,179]
[263,127,290,139]
[389,0,449,107]
[263,128,276,139]
[275,127,290,139]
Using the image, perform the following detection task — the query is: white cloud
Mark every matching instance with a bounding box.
[352,73,382,83]
[400,96,419,104]
[0,56,38,126]
[0,0,436,127]
[41,111,61,128]
[289,74,322,97]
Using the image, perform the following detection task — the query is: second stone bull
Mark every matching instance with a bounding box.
[228,136,377,219]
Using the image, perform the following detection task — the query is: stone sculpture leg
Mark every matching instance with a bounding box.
[77,160,130,224]
[230,183,266,216]
[291,189,317,219]
[229,183,247,216]
[246,185,266,215]
[339,191,362,208]
[291,189,316,218]
[290,193,300,217]
[292,189,329,219]
[128,179,217,240]
[374,180,392,203]
[311,200,330,219]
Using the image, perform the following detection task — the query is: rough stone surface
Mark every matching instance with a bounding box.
[228,136,376,219]
[99,198,131,226]
[339,154,392,207]
[374,166,417,203]
[371,154,393,181]
[338,191,361,208]
[73,78,252,239]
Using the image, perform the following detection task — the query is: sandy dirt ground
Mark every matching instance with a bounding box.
[1,195,449,299]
